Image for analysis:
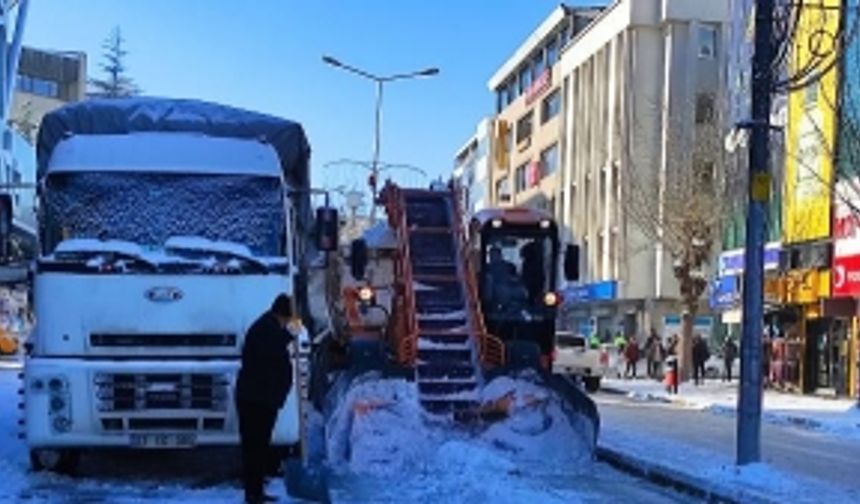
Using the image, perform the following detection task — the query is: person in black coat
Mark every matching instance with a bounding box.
[235,294,295,504]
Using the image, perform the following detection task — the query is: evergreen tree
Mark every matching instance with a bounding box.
[89,27,140,98]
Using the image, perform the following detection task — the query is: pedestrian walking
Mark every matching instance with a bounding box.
[624,335,640,379]
[692,334,710,386]
[722,337,738,382]
[235,294,296,504]
[644,329,662,379]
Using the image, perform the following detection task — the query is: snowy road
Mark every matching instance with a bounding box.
[1,367,698,503]
[596,391,860,490]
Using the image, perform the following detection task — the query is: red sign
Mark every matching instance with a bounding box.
[527,161,541,187]
[525,69,552,105]
[832,254,860,297]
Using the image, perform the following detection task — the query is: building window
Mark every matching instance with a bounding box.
[695,93,716,124]
[698,25,718,59]
[532,51,546,81]
[519,64,532,95]
[516,111,534,144]
[546,38,559,67]
[542,89,561,123]
[560,20,572,48]
[540,143,559,176]
[505,79,516,106]
[17,74,60,98]
[496,176,512,203]
[514,162,528,193]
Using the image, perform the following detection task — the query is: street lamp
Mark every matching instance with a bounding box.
[322,55,439,221]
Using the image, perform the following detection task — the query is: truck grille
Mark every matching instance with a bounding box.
[94,373,230,412]
[90,333,237,347]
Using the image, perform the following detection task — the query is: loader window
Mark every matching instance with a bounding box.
[482,232,555,312]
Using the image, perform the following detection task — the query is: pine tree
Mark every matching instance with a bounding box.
[89,27,140,98]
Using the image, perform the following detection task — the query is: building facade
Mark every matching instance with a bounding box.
[453,118,494,218]
[7,47,86,255]
[487,5,600,217]
[557,0,729,338]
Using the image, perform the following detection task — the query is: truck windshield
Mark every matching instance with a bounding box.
[41,172,286,258]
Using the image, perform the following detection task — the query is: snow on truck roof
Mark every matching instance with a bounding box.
[46,132,283,177]
[36,97,310,188]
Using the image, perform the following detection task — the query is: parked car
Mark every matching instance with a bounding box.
[553,332,606,392]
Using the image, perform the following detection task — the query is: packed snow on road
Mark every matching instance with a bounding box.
[0,365,691,503]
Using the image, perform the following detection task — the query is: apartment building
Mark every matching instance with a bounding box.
[453,118,494,218]
[7,47,86,253]
[487,5,600,217]
[557,0,729,337]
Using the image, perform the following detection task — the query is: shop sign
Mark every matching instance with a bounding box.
[782,269,830,304]
[832,178,860,297]
[709,275,740,311]
[662,315,713,339]
[563,281,617,303]
[718,242,781,277]
[525,69,552,106]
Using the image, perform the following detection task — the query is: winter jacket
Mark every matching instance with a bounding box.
[624,341,640,362]
[723,340,738,362]
[236,312,294,409]
[693,340,711,365]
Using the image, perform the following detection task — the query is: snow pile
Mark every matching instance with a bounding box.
[326,372,597,504]
[478,374,595,464]
[326,373,433,476]
[326,372,595,476]
[607,378,860,441]
[417,309,466,321]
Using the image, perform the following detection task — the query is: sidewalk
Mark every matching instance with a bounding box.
[602,377,860,441]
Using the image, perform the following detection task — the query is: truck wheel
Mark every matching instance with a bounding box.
[29,449,79,475]
[584,377,601,393]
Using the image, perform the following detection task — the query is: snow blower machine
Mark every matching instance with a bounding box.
[307,181,599,459]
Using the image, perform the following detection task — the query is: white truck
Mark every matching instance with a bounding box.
[21,98,325,472]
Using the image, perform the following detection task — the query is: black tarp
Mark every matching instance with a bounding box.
[35,96,312,238]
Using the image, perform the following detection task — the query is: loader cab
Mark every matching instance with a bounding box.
[470,208,563,364]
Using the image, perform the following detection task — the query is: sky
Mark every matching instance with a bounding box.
[22,0,604,196]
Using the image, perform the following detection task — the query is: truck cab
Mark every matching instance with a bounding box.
[24,99,312,472]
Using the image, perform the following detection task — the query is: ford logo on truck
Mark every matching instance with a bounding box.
[145,287,183,303]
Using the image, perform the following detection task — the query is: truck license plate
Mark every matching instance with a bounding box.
[129,433,196,448]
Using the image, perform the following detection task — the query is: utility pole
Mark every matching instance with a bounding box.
[737,0,774,465]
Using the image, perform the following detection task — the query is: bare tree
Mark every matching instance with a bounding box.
[89,27,140,98]
[619,94,743,378]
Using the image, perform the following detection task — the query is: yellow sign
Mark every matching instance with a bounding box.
[751,173,771,202]
[783,0,841,243]
[782,269,831,305]
[494,120,510,171]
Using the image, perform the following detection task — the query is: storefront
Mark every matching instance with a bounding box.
[561,281,622,340]
[780,268,834,394]
[828,179,860,398]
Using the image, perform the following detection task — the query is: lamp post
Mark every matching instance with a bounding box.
[322,55,438,221]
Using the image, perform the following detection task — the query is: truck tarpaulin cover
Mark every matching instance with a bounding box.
[35,96,312,224]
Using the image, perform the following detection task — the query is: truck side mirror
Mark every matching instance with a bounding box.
[315,206,339,252]
[564,244,579,281]
[0,194,12,261]
[351,239,368,281]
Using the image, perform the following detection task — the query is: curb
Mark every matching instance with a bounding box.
[594,445,775,504]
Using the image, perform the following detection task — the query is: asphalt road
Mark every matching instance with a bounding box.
[594,391,860,489]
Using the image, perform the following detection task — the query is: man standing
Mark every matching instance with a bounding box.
[722,337,738,382]
[235,294,295,504]
[692,334,710,386]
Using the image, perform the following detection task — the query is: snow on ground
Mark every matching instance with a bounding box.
[603,378,860,441]
[0,366,270,503]
[324,372,613,504]
[601,421,860,503]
